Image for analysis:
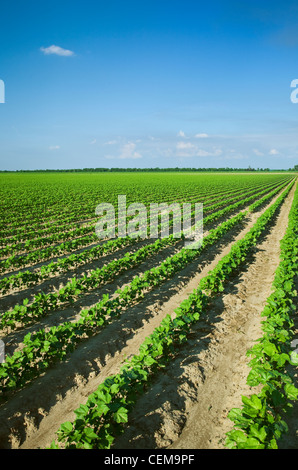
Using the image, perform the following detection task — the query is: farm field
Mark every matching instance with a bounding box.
[0,171,297,450]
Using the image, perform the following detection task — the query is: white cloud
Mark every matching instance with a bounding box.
[176,141,222,158]
[176,141,195,150]
[177,130,186,137]
[195,148,222,157]
[269,148,279,155]
[90,139,97,145]
[105,142,142,160]
[119,142,142,159]
[49,145,60,150]
[194,133,208,138]
[40,45,75,56]
[252,148,264,156]
[104,140,117,145]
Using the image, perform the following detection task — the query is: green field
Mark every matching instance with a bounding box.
[0,171,297,449]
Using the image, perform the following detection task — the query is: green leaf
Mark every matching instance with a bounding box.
[49,440,59,449]
[284,383,298,401]
[276,353,290,368]
[59,421,73,433]
[225,429,248,446]
[249,424,267,442]
[238,437,265,449]
[113,406,128,423]
[110,383,120,394]
[143,355,157,367]
[93,403,110,417]
[227,408,253,427]
[74,404,89,419]
[269,438,278,449]
[242,394,263,418]
[263,342,278,357]
[82,427,98,441]
[242,394,262,411]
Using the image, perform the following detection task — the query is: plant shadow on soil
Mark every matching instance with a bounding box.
[0,202,286,449]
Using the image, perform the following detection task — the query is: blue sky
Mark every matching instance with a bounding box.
[1,0,298,170]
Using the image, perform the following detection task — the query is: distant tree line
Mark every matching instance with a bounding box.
[0,166,297,173]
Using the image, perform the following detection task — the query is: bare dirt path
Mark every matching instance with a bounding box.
[0,182,295,449]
